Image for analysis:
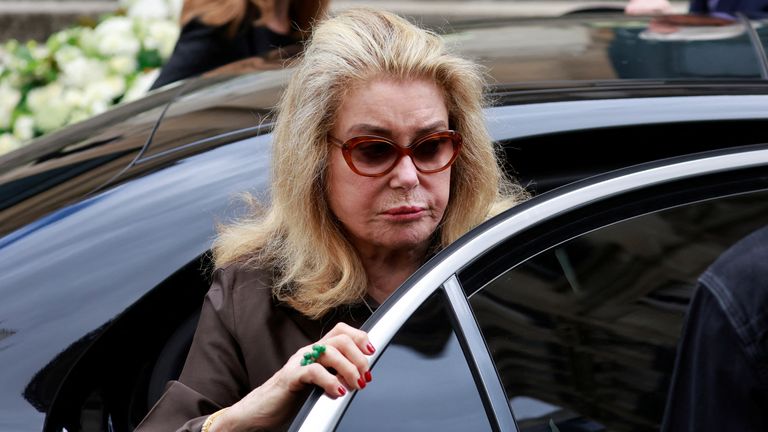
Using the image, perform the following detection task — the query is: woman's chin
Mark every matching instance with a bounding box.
[377,229,434,252]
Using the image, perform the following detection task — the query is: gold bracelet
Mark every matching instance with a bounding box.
[201,408,227,432]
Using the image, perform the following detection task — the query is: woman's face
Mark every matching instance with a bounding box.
[327,78,452,256]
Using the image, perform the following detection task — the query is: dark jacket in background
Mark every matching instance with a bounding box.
[150,10,296,90]
[689,0,768,13]
[661,226,768,431]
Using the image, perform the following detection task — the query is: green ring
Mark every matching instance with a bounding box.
[301,344,326,366]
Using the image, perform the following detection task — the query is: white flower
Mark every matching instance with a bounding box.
[83,76,127,109]
[6,53,28,76]
[167,0,183,21]
[125,0,170,20]
[27,83,72,133]
[62,87,85,110]
[69,109,91,124]
[77,28,100,56]
[5,71,23,88]
[121,0,181,20]
[108,55,137,75]
[123,68,160,102]
[143,20,180,60]
[53,44,82,68]
[61,87,88,109]
[61,57,108,88]
[0,133,21,155]
[47,31,70,50]
[0,45,7,75]
[29,43,50,61]
[13,115,35,141]
[0,82,21,129]
[94,17,140,57]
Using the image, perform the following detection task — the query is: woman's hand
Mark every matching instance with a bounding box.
[213,322,375,431]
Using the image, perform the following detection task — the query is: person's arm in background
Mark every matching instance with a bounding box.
[625,0,673,14]
[661,282,768,431]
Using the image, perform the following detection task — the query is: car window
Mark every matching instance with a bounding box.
[464,189,768,431]
[335,289,493,432]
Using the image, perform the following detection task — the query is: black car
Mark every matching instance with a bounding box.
[1,12,768,432]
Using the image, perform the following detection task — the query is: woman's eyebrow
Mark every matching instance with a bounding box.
[414,121,449,136]
[348,120,448,137]
[348,124,391,136]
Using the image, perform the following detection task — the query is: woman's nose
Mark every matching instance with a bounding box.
[388,155,420,190]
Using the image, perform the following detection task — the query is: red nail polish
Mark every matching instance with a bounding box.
[364,371,372,382]
[338,386,347,396]
[357,377,366,388]
[366,343,376,354]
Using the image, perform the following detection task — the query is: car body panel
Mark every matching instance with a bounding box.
[0,134,271,429]
[0,88,179,239]
[137,69,289,161]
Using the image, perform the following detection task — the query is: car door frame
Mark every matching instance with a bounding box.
[290,143,768,432]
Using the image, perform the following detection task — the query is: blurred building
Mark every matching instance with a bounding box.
[0,0,118,42]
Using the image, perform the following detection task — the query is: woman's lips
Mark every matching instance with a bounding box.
[382,206,426,222]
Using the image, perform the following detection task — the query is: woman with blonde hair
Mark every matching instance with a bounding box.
[137,8,526,432]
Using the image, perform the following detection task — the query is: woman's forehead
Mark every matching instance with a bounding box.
[332,78,448,138]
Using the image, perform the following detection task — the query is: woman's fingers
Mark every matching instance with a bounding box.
[323,335,371,385]
[323,322,376,355]
[315,342,370,389]
[298,363,348,398]
[289,323,376,396]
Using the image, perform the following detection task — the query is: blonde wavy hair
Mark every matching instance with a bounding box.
[213,8,527,319]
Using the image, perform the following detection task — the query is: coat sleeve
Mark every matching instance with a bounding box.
[136,268,250,432]
[660,284,768,432]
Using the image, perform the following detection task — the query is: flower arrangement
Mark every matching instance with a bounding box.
[0,0,182,155]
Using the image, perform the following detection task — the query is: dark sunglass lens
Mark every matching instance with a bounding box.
[351,141,397,173]
[413,135,455,170]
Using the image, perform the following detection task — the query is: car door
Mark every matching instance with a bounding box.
[460,151,768,430]
[290,143,768,431]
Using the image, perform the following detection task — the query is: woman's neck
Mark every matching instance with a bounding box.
[357,244,429,305]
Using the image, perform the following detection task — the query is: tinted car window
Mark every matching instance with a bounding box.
[454,16,763,84]
[466,190,768,431]
[608,20,761,79]
[336,289,493,432]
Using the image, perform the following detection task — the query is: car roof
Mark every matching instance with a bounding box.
[2,12,768,238]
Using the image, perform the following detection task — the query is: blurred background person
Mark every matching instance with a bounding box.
[626,0,768,14]
[626,0,674,14]
[661,225,768,431]
[151,0,328,89]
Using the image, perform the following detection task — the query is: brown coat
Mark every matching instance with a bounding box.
[136,265,371,432]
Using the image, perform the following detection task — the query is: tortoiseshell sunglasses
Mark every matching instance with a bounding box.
[328,130,462,177]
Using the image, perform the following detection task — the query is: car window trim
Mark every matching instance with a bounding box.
[443,276,519,432]
[739,13,768,79]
